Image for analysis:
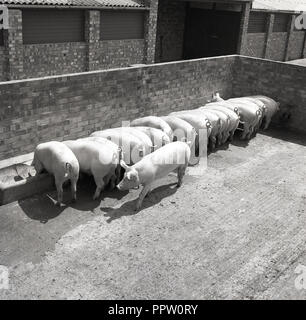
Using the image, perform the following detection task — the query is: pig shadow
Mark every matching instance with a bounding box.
[66,175,129,212]
[101,182,178,223]
[19,175,128,223]
[230,132,250,148]
[18,192,66,224]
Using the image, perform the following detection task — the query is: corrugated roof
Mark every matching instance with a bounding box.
[0,0,145,8]
[253,0,306,12]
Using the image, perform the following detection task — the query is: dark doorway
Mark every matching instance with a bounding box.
[183,7,241,59]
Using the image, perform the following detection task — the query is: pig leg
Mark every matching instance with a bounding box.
[241,123,251,140]
[93,176,105,200]
[263,117,271,130]
[55,178,64,206]
[177,165,187,187]
[209,136,216,150]
[70,178,77,203]
[229,131,235,142]
[135,184,152,211]
[217,133,223,146]
[247,127,254,140]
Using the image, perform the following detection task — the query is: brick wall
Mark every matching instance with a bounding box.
[244,34,266,58]
[287,31,305,60]
[233,56,306,133]
[266,33,287,61]
[23,43,87,78]
[155,0,186,62]
[1,7,150,80]
[241,11,306,62]
[98,40,145,69]
[0,47,5,81]
[0,55,236,160]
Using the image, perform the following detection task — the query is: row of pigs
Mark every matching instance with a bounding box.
[32,93,280,210]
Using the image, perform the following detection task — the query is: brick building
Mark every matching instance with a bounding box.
[0,0,306,81]
[156,0,306,63]
[0,0,158,81]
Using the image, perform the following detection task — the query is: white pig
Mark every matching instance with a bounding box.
[63,140,119,200]
[32,141,80,206]
[130,116,174,141]
[117,141,191,211]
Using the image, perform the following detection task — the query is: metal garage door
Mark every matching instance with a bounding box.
[100,10,144,40]
[22,9,85,44]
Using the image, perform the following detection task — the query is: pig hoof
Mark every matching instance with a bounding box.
[71,198,76,203]
[56,201,62,207]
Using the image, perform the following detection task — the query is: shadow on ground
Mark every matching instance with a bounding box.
[18,175,129,223]
[101,182,178,223]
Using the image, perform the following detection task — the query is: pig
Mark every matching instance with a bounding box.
[63,140,119,200]
[32,141,80,206]
[130,116,173,141]
[169,110,220,150]
[228,97,266,134]
[202,109,230,145]
[169,112,212,159]
[227,98,263,139]
[211,93,262,139]
[131,126,170,150]
[118,126,154,153]
[206,101,240,116]
[201,105,240,141]
[210,92,225,102]
[117,141,191,211]
[161,115,197,162]
[248,95,280,129]
[91,129,147,165]
[78,136,122,187]
[160,116,196,143]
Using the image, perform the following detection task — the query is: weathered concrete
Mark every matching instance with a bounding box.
[1,128,306,299]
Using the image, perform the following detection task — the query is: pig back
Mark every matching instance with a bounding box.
[34,141,78,177]
[130,116,173,141]
[91,129,146,165]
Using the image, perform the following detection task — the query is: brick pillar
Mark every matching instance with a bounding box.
[263,13,274,59]
[143,0,159,64]
[284,15,296,61]
[303,30,306,58]
[3,9,23,80]
[237,2,251,55]
[85,10,100,71]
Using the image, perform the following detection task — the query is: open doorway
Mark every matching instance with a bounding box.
[183,5,241,59]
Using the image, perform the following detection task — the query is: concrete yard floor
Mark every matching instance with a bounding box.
[1,127,306,300]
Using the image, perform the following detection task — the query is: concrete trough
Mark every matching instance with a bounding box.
[0,164,55,206]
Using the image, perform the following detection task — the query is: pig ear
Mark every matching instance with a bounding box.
[120,159,130,171]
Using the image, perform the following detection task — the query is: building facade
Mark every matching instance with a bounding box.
[0,0,158,81]
[0,0,306,81]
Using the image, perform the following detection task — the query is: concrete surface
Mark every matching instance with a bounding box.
[286,58,306,67]
[1,128,306,300]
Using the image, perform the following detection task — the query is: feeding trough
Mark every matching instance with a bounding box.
[0,163,55,205]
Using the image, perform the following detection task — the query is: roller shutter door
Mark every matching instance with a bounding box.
[248,12,268,33]
[22,9,85,44]
[100,10,144,40]
[273,13,289,32]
